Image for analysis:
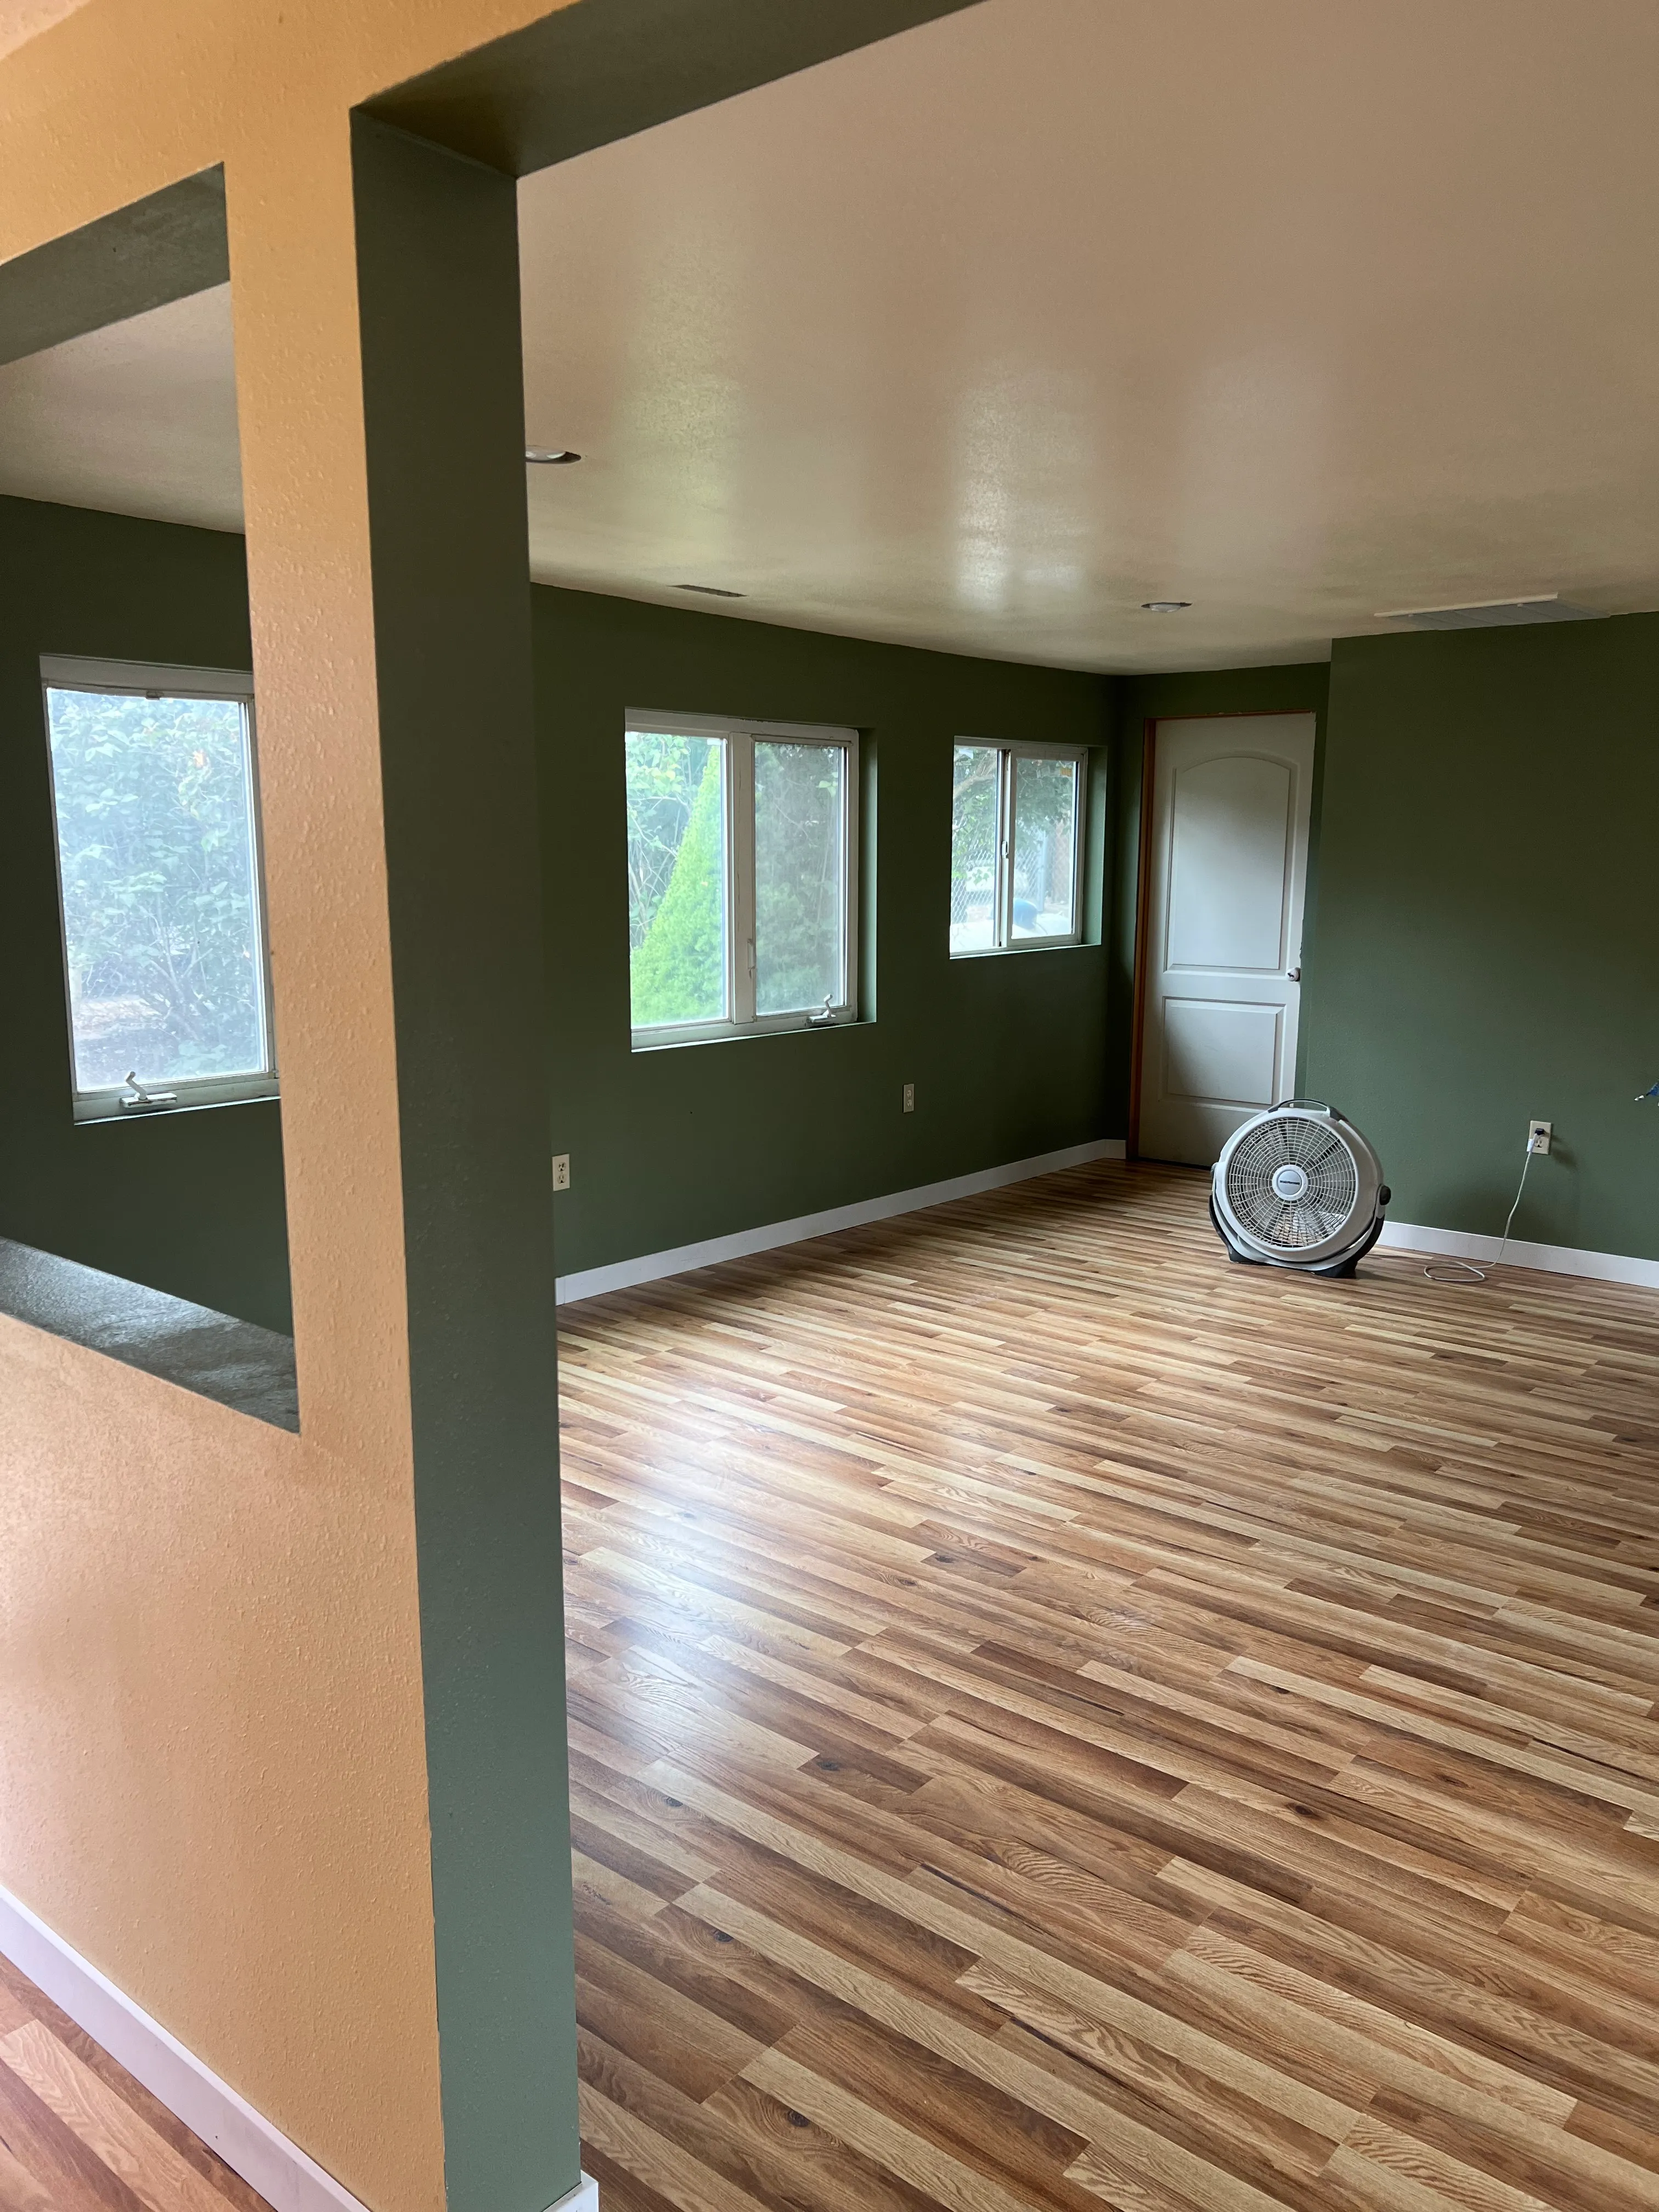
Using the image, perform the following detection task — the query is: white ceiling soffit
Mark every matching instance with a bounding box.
[4,0,1659,672]
[0,285,240,532]
[0,0,91,62]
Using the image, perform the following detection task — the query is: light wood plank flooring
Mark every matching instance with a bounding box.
[0,1953,267,2212]
[561,1159,1659,2212]
[7,1159,1657,2212]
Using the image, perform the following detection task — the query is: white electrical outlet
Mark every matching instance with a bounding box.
[1527,1120,1551,1155]
[551,1153,571,1191]
[902,1082,915,1114]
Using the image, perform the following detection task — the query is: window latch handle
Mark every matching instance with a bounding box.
[119,1070,177,1111]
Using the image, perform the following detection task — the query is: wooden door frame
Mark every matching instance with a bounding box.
[1126,718,1158,1160]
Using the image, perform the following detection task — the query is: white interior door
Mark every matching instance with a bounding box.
[1137,713,1316,1167]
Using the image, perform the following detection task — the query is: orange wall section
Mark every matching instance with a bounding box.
[0,1321,443,2211]
[0,5,578,2211]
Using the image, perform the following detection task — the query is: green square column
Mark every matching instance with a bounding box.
[351,112,579,2212]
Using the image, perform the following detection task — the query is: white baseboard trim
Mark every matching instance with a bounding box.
[0,1880,597,2212]
[555,1137,1127,1305]
[552,2179,600,2212]
[1378,1218,1659,1290]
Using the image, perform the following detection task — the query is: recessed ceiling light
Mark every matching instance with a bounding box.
[1141,600,1191,613]
[677,583,747,599]
[526,447,582,464]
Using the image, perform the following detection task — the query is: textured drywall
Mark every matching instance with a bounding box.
[0,0,87,63]
[1304,618,1659,1261]
[0,1322,438,2204]
[0,5,582,2211]
[2,4,972,2207]
[351,112,580,2212]
[0,1238,296,1426]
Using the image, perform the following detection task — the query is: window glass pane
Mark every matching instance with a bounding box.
[46,686,268,1093]
[950,744,1000,953]
[1011,754,1079,938]
[754,741,845,1016]
[625,729,729,1028]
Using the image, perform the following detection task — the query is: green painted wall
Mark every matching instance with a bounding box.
[2,496,1114,1319]
[0,495,291,1333]
[353,115,581,2212]
[535,587,1113,1278]
[14,496,1655,1301]
[1303,619,1659,1262]
[1109,664,1331,1132]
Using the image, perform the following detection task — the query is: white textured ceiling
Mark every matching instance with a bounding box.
[0,286,240,527]
[4,0,1659,671]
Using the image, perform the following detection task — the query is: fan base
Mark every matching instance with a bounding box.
[1208,1192,1384,1278]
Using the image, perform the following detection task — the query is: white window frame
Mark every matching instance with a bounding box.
[625,709,860,1050]
[950,737,1087,958]
[41,653,278,1124]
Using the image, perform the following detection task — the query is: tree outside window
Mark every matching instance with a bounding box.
[45,678,272,1102]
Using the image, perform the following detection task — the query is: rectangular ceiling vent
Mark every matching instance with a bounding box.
[1375,594,1600,631]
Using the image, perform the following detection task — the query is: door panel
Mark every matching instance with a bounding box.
[1163,1000,1282,1110]
[1167,757,1293,972]
[1138,714,1316,1167]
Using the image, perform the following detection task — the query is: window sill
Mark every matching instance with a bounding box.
[949,938,1091,961]
[73,1077,280,1126]
[0,1238,297,1431]
[631,1013,864,1054]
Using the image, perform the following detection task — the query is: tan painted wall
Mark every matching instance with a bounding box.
[0,6,574,2208]
[0,2,89,65]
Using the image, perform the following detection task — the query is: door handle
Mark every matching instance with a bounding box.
[1288,966,1301,982]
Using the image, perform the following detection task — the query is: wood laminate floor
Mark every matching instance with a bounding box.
[560,1159,1659,2212]
[8,1161,1658,2212]
[0,1951,267,2212]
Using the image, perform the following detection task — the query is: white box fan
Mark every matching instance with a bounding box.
[1210,1101,1390,1278]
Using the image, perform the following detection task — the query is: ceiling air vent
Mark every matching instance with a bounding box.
[1375,594,1599,631]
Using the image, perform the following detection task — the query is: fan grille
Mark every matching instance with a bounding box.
[1224,1114,1359,1250]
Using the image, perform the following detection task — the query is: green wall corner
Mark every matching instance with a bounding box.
[1304,618,1659,1262]
[535,587,1114,1279]
[0,495,291,1334]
